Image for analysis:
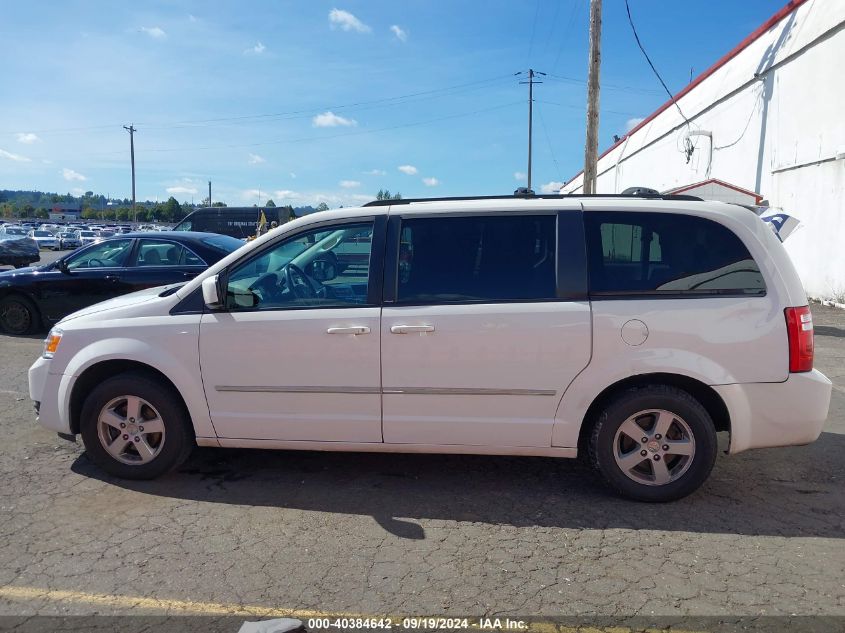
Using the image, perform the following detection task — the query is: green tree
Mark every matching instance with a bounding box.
[315,202,330,212]
[265,199,276,207]
[163,196,182,222]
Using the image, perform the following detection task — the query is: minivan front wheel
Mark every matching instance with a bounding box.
[589,385,717,502]
[80,372,194,479]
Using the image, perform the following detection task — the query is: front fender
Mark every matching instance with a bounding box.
[55,320,215,438]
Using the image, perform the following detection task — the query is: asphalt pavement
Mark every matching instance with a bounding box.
[0,302,842,625]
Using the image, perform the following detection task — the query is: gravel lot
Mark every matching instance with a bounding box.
[0,300,843,624]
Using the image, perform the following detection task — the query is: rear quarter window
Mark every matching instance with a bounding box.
[585,211,766,296]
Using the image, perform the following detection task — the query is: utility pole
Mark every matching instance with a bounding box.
[517,69,545,193]
[123,125,137,222]
[583,0,602,194]
[208,181,212,207]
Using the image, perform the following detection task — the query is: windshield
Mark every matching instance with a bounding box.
[79,231,95,237]
[33,231,52,237]
[3,228,25,235]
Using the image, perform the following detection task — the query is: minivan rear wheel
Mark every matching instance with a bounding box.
[80,372,194,479]
[588,385,717,502]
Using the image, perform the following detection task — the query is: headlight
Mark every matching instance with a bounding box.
[42,328,63,359]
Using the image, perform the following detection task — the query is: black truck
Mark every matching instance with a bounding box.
[172,206,293,239]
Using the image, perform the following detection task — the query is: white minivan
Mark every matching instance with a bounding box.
[28,195,832,501]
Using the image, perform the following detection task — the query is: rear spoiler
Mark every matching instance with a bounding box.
[738,205,801,242]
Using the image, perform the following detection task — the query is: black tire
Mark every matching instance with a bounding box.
[80,372,195,480]
[588,385,717,502]
[0,294,39,335]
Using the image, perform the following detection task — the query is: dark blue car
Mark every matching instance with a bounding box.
[0,231,243,335]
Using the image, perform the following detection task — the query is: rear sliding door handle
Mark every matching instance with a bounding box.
[326,326,370,335]
[390,325,435,334]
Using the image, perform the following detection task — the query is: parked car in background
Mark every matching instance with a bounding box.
[0,231,243,335]
[25,195,831,502]
[0,235,39,269]
[28,230,58,249]
[0,225,27,237]
[53,231,82,251]
[77,230,98,246]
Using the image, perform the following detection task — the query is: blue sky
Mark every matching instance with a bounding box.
[0,0,786,207]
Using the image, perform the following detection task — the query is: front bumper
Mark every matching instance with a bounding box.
[28,356,70,433]
[714,369,833,454]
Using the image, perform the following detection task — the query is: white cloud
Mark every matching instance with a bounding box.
[273,189,298,199]
[61,168,87,181]
[242,189,263,200]
[540,181,565,194]
[140,26,166,39]
[340,180,361,188]
[390,25,407,42]
[329,8,371,33]
[16,133,40,144]
[248,153,266,164]
[422,177,440,187]
[312,111,357,127]
[398,164,418,175]
[514,171,527,181]
[166,185,198,195]
[364,169,386,176]
[626,117,645,132]
[0,148,31,162]
[245,41,266,55]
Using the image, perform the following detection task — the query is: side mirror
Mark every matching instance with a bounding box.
[202,275,224,309]
[57,259,71,275]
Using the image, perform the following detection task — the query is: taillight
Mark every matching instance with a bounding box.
[784,306,814,373]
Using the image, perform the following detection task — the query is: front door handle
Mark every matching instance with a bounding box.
[104,275,120,283]
[390,325,435,334]
[327,326,370,335]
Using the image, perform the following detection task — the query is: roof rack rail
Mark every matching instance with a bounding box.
[363,192,702,207]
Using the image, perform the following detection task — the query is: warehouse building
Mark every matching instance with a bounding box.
[561,0,845,300]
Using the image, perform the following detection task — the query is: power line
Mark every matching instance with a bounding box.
[545,73,662,95]
[0,75,514,136]
[536,103,562,181]
[623,0,697,162]
[551,0,585,71]
[92,101,525,156]
[526,0,542,65]
[623,0,690,125]
[538,99,640,117]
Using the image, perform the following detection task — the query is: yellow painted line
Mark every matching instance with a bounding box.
[0,585,342,617]
[0,585,708,633]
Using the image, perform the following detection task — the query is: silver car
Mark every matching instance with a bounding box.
[54,231,83,251]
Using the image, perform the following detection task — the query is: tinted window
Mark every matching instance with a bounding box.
[225,222,373,310]
[396,215,557,303]
[586,211,765,295]
[134,239,206,266]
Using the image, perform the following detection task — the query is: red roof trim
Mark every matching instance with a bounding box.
[564,0,810,186]
[665,178,763,203]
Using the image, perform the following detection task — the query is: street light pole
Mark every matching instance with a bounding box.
[123,125,136,222]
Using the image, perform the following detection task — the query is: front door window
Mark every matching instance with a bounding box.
[225,222,373,310]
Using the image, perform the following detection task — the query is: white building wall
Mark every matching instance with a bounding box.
[562,0,845,299]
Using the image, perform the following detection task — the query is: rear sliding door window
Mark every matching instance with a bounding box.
[586,211,765,296]
[396,215,557,303]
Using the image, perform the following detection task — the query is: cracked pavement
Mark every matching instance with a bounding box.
[0,304,843,619]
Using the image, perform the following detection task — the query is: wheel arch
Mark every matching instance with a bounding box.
[576,373,731,458]
[69,360,191,435]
